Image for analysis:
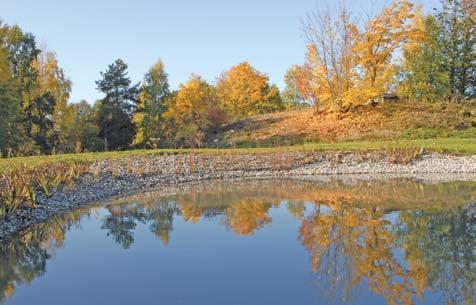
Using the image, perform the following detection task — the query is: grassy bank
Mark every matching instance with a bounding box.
[1,137,475,218]
[1,137,475,170]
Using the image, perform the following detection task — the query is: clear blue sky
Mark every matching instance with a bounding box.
[2,0,440,104]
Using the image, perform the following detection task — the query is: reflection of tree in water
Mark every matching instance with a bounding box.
[102,204,147,249]
[148,201,178,246]
[221,200,273,235]
[0,233,49,302]
[0,208,91,303]
[287,200,306,220]
[299,202,417,305]
[299,200,476,305]
[102,200,179,248]
[0,180,475,305]
[397,205,476,305]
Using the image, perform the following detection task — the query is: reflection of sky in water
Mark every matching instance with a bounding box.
[0,179,474,305]
[383,210,400,224]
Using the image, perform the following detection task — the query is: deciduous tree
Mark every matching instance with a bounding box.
[397,15,451,102]
[163,75,224,147]
[32,49,72,142]
[352,0,424,104]
[216,62,284,118]
[25,92,57,154]
[300,4,357,111]
[133,59,170,147]
[300,1,424,111]
[436,0,475,99]
[0,22,40,153]
[61,100,102,153]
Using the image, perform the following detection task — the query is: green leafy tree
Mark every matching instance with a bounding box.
[436,0,475,98]
[61,100,102,153]
[133,59,170,147]
[0,22,39,103]
[95,59,139,150]
[397,15,451,102]
[397,0,475,101]
[0,22,40,153]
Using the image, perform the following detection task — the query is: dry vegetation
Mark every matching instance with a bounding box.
[0,162,89,217]
[218,101,476,146]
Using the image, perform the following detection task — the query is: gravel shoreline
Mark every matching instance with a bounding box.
[1,151,476,240]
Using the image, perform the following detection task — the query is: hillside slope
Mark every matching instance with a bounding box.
[215,101,476,146]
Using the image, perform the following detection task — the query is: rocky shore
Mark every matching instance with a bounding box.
[1,151,476,239]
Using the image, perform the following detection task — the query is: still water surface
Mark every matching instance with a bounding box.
[0,179,475,305]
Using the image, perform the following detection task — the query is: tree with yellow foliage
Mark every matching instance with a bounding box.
[216,62,284,119]
[163,75,225,147]
[32,49,72,152]
[352,0,424,104]
[33,50,72,123]
[299,1,424,111]
[222,199,272,236]
[299,202,418,305]
[300,4,357,111]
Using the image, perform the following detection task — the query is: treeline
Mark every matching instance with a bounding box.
[94,59,286,151]
[0,34,288,155]
[0,0,474,156]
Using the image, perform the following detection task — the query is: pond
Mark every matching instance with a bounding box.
[0,179,475,305]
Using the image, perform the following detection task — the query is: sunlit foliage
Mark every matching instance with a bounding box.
[163,74,225,147]
[300,0,425,111]
[217,62,284,119]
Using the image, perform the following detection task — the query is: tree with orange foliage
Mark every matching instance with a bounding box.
[216,62,284,119]
[163,74,225,147]
[222,200,272,236]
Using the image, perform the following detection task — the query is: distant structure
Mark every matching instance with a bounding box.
[366,93,399,106]
[382,93,399,103]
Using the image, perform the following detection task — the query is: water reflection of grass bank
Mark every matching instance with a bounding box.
[107,178,476,212]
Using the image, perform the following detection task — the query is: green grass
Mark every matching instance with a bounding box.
[1,138,475,171]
